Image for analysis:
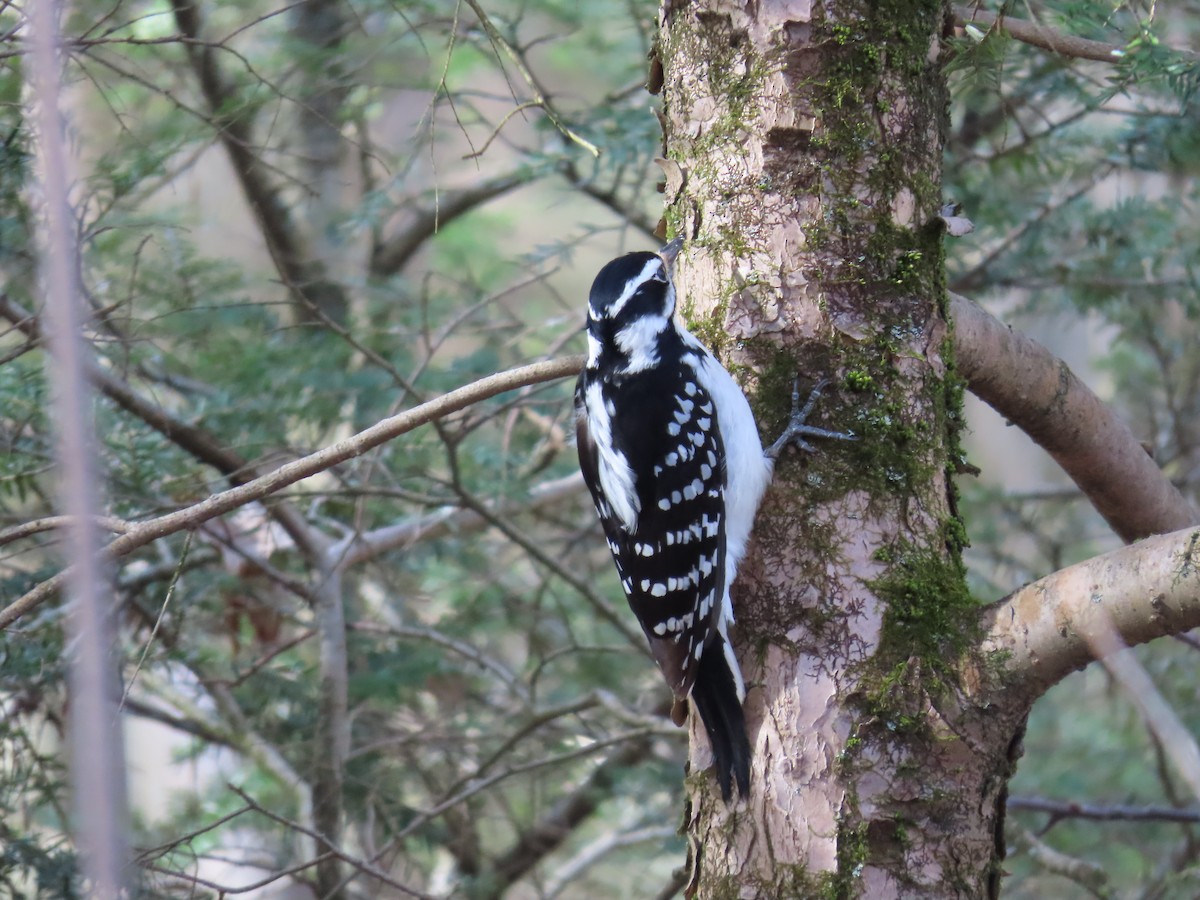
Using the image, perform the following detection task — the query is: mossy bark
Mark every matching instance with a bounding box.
[659,2,1025,896]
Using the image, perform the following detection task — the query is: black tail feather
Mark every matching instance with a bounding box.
[690,639,750,803]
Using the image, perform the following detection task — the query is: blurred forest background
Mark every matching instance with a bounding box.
[1,0,1199,897]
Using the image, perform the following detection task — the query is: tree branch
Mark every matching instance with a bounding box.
[335,472,585,570]
[953,5,1198,65]
[484,737,652,898]
[0,293,326,562]
[370,170,537,277]
[0,355,585,631]
[950,293,1198,542]
[170,0,348,323]
[1008,796,1200,825]
[1013,830,1110,899]
[977,525,1200,700]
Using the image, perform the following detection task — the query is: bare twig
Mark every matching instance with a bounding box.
[0,293,325,562]
[449,476,648,652]
[954,5,1198,65]
[120,530,192,711]
[1009,796,1200,825]
[347,621,528,705]
[337,471,585,570]
[462,0,599,157]
[143,855,333,896]
[1014,830,1111,899]
[229,785,437,899]
[951,165,1116,293]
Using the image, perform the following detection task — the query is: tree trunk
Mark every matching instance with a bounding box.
[659,1,1026,895]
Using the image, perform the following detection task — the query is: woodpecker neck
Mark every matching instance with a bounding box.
[587,315,685,377]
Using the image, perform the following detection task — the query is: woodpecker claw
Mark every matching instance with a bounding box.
[766,377,856,459]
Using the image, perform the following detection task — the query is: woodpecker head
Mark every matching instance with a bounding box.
[585,238,683,374]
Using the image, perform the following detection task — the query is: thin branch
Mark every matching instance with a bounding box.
[977,525,1200,701]
[228,785,437,899]
[120,529,192,711]
[951,164,1116,294]
[390,729,660,848]
[563,161,659,239]
[0,355,585,630]
[1009,796,1200,825]
[462,0,599,158]
[348,621,528,705]
[954,5,1198,65]
[134,804,256,864]
[449,477,648,652]
[1013,830,1111,900]
[169,0,348,323]
[0,294,325,562]
[143,855,331,896]
[336,471,585,570]
[483,737,653,898]
[0,514,129,547]
[951,293,1198,543]
[371,169,537,277]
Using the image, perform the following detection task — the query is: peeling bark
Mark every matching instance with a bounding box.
[659,2,1022,896]
[979,525,1200,700]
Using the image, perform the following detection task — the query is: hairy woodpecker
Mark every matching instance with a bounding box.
[575,238,850,802]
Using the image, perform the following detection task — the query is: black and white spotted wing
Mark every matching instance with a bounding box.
[576,361,727,702]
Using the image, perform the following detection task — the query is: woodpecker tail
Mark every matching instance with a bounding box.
[690,636,751,803]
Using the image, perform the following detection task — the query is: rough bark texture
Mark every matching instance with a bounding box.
[658,2,1025,896]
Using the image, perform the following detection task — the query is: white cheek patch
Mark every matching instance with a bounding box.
[586,331,604,367]
[614,313,669,372]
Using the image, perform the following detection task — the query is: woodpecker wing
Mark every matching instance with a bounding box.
[576,364,727,702]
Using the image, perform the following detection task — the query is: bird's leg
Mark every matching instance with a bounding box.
[765,378,857,459]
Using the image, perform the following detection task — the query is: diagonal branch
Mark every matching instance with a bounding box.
[0,293,325,562]
[336,472,585,570]
[953,5,1199,65]
[483,737,653,898]
[170,0,348,323]
[0,355,585,630]
[462,0,599,158]
[370,170,537,277]
[950,293,1198,542]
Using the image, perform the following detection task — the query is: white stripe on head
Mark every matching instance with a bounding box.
[606,257,665,319]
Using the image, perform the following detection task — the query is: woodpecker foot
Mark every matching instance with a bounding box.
[765,378,857,460]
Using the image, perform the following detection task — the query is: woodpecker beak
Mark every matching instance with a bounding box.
[659,237,684,271]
